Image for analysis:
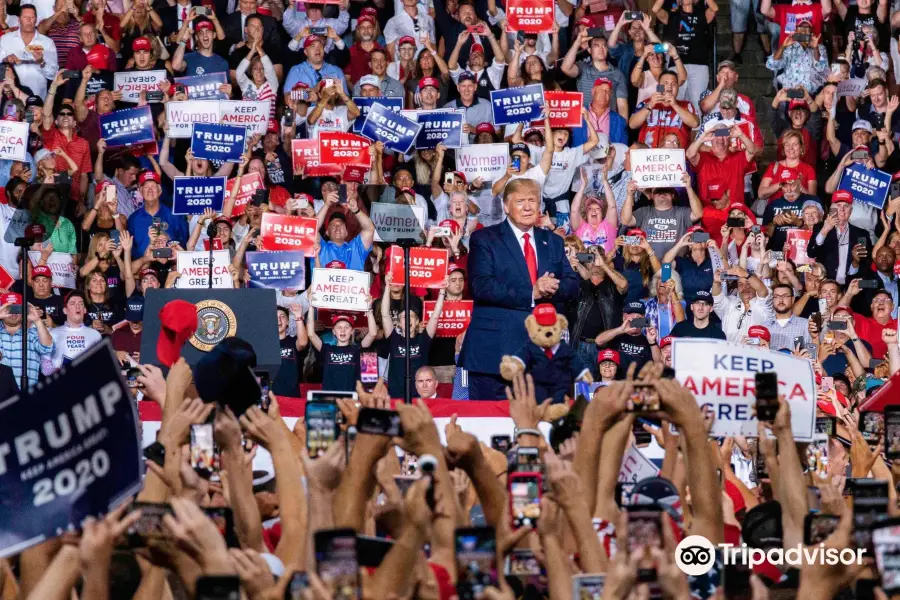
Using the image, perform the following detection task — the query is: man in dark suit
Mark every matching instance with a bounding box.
[806,191,872,285]
[219,0,282,58]
[460,178,580,400]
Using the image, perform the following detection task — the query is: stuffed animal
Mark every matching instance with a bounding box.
[500,304,593,406]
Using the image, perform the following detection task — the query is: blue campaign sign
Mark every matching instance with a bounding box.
[490,84,545,126]
[173,176,227,215]
[838,162,891,210]
[175,73,228,100]
[0,341,142,559]
[360,102,422,155]
[246,250,306,290]
[352,97,404,133]
[415,110,464,150]
[99,105,155,148]
[190,123,247,163]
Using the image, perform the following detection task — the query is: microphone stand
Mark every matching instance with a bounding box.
[206,220,217,289]
[395,237,417,404]
[14,233,37,392]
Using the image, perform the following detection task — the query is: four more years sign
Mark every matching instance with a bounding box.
[672,338,816,440]
[0,341,142,558]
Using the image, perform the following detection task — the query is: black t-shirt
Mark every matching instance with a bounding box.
[842,6,890,52]
[321,343,361,392]
[763,195,809,251]
[274,335,302,397]
[609,333,652,375]
[30,292,65,326]
[86,300,122,328]
[670,318,727,340]
[388,330,432,399]
[662,6,710,65]
[428,335,456,367]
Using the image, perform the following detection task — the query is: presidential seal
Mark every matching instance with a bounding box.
[190,300,237,351]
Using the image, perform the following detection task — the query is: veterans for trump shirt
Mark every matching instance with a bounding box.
[633,205,694,258]
[49,324,103,369]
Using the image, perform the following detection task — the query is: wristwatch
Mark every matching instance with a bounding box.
[513,427,541,440]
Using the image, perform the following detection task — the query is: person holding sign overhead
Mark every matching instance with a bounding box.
[315,185,375,271]
[460,178,580,400]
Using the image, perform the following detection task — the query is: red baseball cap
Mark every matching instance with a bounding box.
[1,292,21,305]
[418,76,440,90]
[266,119,280,134]
[195,19,215,31]
[156,299,197,367]
[788,99,809,111]
[778,167,800,184]
[659,335,673,349]
[593,77,613,88]
[360,6,377,16]
[577,17,592,27]
[451,170,467,184]
[832,305,853,316]
[748,325,771,342]
[132,36,152,52]
[139,170,160,185]
[325,260,346,269]
[140,268,159,281]
[470,43,485,55]
[86,44,110,70]
[832,190,852,204]
[598,349,620,365]
[475,122,495,135]
[532,303,557,326]
[32,265,52,279]
[438,219,461,234]
[304,35,324,49]
[398,35,417,47]
[626,228,647,239]
[331,313,354,326]
[357,15,375,25]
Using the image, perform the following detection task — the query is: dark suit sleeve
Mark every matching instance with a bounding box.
[805,225,828,259]
[469,229,534,310]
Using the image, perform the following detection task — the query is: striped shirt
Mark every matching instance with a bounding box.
[48,20,83,70]
[0,325,54,388]
[762,314,811,352]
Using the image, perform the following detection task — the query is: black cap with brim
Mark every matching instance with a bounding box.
[510,142,530,156]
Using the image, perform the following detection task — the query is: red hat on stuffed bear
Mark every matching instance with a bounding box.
[532,304,557,326]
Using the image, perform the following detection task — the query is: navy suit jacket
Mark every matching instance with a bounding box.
[460,220,580,376]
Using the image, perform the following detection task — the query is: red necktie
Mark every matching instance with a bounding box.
[523,232,537,286]
[182,7,192,50]
[544,348,553,359]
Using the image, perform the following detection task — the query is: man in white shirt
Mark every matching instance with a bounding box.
[49,291,103,369]
[384,0,435,57]
[711,265,775,342]
[0,4,59,99]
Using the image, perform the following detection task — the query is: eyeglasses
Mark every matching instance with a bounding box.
[58,111,74,117]
[772,294,793,300]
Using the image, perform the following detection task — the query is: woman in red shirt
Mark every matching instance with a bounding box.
[757,130,817,202]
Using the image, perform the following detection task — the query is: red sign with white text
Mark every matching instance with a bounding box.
[260,213,317,251]
[0,265,13,290]
[785,229,813,265]
[319,132,372,166]
[424,300,473,337]
[388,246,449,288]
[224,172,263,217]
[292,139,342,177]
[202,238,224,251]
[507,0,554,33]
[544,91,583,128]
[342,164,369,183]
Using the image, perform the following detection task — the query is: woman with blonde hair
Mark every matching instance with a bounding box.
[758,130,817,200]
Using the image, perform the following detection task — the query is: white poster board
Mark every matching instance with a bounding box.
[166,101,220,138]
[630,149,686,188]
[372,203,426,242]
[176,250,232,288]
[309,268,371,312]
[218,100,270,137]
[455,143,510,182]
[28,251,76,288]
[113,70,168,103]
[0,120,29,161]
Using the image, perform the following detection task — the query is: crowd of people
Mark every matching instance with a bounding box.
[0,0,897,595]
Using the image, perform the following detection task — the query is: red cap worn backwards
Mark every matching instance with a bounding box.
[156,299,197,367]
[532,303,557,326]
[832,190,853,204]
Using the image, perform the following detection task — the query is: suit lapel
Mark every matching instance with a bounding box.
[534,228,550,276]
[502,221,532,284]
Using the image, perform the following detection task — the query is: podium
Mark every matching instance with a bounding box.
[141,289,281,376]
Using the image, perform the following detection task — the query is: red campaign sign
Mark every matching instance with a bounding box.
[291,139,342,178]
[544,91,583,128]
[424,300,473,338]
[507,0,554,33]
[260,213,317,251]
[224,172,263,217]
[785,229,813,265]
[342,164,369,183]
[0,265,13,290]
[387,246,450,289]
[318,132,372,166]
[202,238,224,251]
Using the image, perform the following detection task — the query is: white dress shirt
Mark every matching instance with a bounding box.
[0,30,58,99]
[509,220,536,261]
[712,289,775,343]
[383,10,435,51]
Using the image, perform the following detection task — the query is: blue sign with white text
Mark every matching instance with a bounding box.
[415,110,464,149]
[490,84,545,126]
[838,162,891,210]
[353,97,404,134]
[175,73,229,100]
[190,123,247,163]
[246,250,306,290]
[360,103,422,155]
[99,106,155,148]
[0,341,142,559]
[173,176,227,215]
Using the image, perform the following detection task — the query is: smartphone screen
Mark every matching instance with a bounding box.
[754,372,779,422]
[633,420,651,446]
[511,156,521,170]
[305,402,338,458]
[491,435,511,453]
[355,535,395,568]
[190,423,216,475]
[626,383,660,412]
[873,521,900,593]
[455,526,498,600]
[626,506,662,582]
[859,411,885,446]
[854,490,889,554]
[125,502,172,547]
[356,408,403,437]
[886,408,900,459]
[254,369,270,411]
[815,416,836,437]
[196,575,240,600]
[661,263,672,283]
[509,473,542,529]
[360,351,378,384]
[314,529,359,600]
[285,572,309,600]
[804,513,840,545]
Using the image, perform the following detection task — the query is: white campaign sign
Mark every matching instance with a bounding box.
[455,143,510,182]
[28,252,76,288]
[618,445,659,483]
[672,339,816,440]
[166,101,220,138]
[176,250,232,288]
[0,120,29,161]
[113,71,168,103]
[309,268,371,312]
[372,203,426,242]
[218,100,270,137]
[630,149,686,188]
[837,78,867,99]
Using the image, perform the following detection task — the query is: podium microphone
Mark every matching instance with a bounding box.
[206,220,218,289]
